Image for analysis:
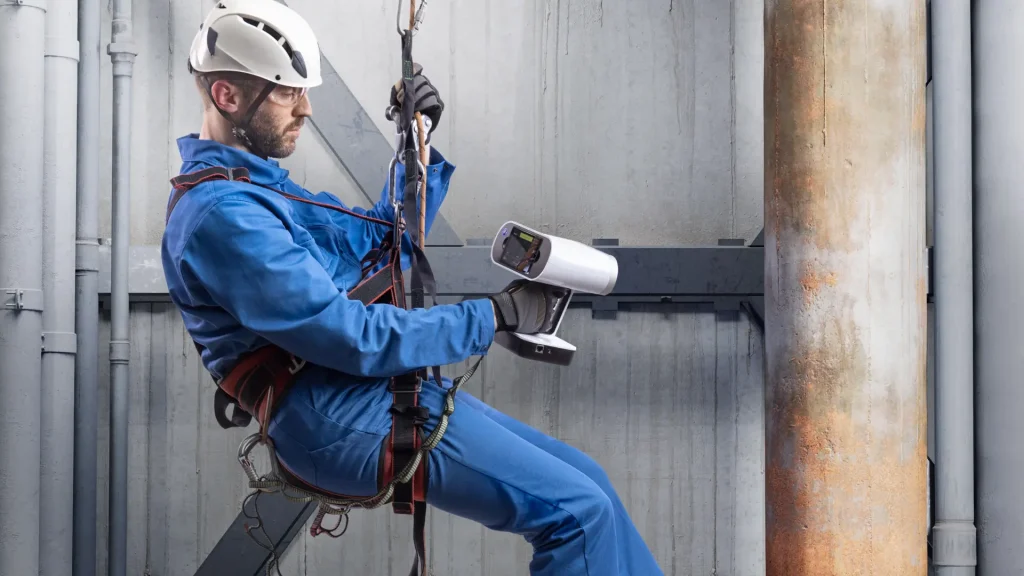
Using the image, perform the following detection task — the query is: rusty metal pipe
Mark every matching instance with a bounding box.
[764,1,929,574]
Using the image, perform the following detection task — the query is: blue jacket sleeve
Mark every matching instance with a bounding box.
[178,193,494,378]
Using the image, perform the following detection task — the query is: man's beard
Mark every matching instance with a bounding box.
[245,109,302,159]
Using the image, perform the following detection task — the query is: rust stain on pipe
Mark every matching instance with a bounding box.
[764,0,929,574]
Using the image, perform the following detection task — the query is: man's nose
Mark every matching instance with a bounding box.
[295,93,312,116]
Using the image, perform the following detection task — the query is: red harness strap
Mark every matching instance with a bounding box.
[167,166,430,575]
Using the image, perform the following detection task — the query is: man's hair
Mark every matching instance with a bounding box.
[194,70,264,110]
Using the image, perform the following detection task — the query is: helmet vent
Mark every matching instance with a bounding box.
[242,17,294,59]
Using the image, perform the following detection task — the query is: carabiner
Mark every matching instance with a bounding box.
[395,0,406,35]
[237,433,264,484]
[387,157,400,211]
[396,0,429,36]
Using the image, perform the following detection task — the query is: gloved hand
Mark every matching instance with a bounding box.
[488,280,567,334]
[389,63,444,138]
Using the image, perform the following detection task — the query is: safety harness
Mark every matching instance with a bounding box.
[166,159,480,576]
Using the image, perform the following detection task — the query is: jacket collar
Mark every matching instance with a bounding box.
[176,133,290,186]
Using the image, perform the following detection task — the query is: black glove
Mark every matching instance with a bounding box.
[488,280,568,334]
[389,63,444,135]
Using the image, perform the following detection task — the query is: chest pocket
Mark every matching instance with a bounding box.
[300,224,364,290]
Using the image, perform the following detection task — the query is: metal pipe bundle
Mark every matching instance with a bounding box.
[42,1,81,575]
[107,0,136,574]
[763,1,929,573]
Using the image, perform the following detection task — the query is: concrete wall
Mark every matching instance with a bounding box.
[97,0,765,247]
[89,0,780,574]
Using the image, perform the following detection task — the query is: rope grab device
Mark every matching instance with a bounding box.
[166,1,618,574]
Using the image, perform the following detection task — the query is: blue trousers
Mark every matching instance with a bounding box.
[267,369,664,575]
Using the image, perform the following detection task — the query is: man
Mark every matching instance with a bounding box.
[161,1,662,574]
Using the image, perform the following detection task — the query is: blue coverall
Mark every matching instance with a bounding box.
[161,134,663,575]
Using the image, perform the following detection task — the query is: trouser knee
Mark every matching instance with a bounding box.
[536,482,616,548]
[578,486,615,533]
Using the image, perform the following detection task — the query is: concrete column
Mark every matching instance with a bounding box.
[0,1,47,574]
[972,3,1024,575]
[763,1,929,574]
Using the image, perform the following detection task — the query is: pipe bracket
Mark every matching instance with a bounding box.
[42,332,78,355]
[109,340,130,364]
[3,288,44,312]
[106,41,138,58]
[932,521,978,566]
[46,36,80,62]
[76,240,100,273]
[0,0,46,10]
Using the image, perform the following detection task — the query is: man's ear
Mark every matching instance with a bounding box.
[208,80,244,114]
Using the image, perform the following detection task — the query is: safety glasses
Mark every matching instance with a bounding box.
[266,84,308,107]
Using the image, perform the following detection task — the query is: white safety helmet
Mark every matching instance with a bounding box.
[188,0,322,89]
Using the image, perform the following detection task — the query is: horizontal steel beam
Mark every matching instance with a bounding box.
[98,241,772,330]
[99,242,765,300]
[95,240,933,327]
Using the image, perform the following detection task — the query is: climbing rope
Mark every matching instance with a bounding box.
[410,0,430,248]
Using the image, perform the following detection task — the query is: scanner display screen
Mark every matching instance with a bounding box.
[499,227,542,274]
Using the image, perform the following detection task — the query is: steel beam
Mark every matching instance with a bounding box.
[99,241,765,306]
[194,497,314,576]
[764,1,928,574]
[274,0,462,247]
[100,241,935,314]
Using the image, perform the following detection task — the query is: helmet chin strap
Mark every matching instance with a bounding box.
[203,77,278,159]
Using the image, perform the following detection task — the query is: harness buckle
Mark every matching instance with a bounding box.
[389,375,422,394]
[288,355,307,375]
[390,404,430,425]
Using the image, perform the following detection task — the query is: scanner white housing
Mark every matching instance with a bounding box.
[490,221,619,294]
[489,221,620,365]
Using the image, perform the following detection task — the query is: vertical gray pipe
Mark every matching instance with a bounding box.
[930,1,976,574]
[107,0,136,574]
[74,0,102,573]
[973,2,1024,574]
[42,1,80,575]
[0,1,46,575]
